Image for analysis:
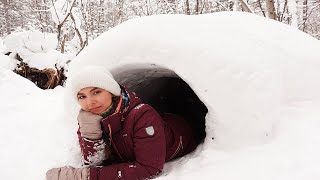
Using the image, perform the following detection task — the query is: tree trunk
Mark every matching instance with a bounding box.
[266,0,277,20]
[301,0,308,31]
[186,0,190,15]
[279,0,287,22]
[195,0,199,14]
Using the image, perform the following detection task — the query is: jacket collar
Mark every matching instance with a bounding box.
[101,85,143,135]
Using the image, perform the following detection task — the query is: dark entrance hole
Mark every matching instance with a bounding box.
[113,65,208,145]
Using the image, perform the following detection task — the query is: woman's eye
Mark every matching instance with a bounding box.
[93,90,101,95]
[78,96,86,100]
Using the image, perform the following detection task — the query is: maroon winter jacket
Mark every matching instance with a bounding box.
[77,87,196,180]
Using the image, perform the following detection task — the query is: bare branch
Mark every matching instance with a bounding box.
[50,0,61,24]
[239,0,253,13]
[70,12,84,47]
[257,0,266,17]
[298,2,320,29]
[216,1,229,11]
[60,0,77,28]
[77,32,88,55]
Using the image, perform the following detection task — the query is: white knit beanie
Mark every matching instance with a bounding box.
[70,66,121,99]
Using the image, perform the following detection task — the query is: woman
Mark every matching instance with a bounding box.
[46,66,197,180]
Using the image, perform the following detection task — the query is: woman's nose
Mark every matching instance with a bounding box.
[86,97,97,106]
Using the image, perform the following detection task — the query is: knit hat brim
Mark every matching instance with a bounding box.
[69,66,121,100]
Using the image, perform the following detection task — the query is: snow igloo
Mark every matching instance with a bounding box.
[68,12,320,150]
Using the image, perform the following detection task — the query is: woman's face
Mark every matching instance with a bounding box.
[77,87,113,114]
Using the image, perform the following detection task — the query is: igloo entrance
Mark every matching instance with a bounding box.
[112,64,208,145]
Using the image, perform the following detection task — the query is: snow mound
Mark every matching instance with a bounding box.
[0,69,81,180]
[68,12,320,148]
[3,30,69,70]
[0,53,16,70]
[26,50,69,70]
[4,30,57,54]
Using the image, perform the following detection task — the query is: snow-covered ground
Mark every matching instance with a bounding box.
[0,37,5,52]
[1,12,320,180]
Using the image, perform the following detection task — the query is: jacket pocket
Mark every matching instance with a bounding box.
[168,136,184,161]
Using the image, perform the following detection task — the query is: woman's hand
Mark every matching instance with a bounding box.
[78,110,103,140]
[46,166,89,180]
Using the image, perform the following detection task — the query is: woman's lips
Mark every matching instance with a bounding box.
[89,106,102,113]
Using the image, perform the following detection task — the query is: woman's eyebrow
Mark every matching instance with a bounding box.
[77,92,84,96]
[77,87,99,96]
[90,87,99,92]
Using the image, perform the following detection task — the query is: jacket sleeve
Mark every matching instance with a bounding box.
[77,129,107,166]
[90,105,166,180]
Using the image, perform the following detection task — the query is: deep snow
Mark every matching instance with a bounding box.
[1,12,320,180]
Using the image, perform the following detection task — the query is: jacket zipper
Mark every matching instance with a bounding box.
[108,124,125,162]
[168,136,183,161]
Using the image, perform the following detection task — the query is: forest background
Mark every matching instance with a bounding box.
[1,0,319,55]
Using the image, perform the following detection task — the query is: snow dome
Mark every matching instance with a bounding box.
[68,12,320,150]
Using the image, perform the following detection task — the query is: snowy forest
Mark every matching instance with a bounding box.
[1,0,320,52]
[0,0,320,89]
[2,1,320,179]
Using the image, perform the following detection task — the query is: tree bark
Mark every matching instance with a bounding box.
[186,0,190,15]
[266,0,277,20]
[301,0,308,31]
[195,0,199,14]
